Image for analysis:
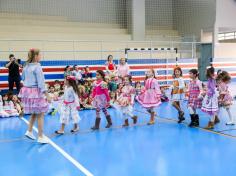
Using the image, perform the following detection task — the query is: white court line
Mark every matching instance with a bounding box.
[21,117,93,176]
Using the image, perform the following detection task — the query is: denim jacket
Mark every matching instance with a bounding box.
[22,63,46,93]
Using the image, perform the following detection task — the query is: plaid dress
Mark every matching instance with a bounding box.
[188,80,202,109]
[218,82,233,107]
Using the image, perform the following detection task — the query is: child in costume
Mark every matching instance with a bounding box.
[136,69,161,125]
[91,70,112,130]
[55,76,81,134]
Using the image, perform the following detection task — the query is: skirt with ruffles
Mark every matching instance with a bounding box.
[18,87,49,114]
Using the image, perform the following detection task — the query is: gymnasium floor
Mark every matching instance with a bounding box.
[1,89,236,176]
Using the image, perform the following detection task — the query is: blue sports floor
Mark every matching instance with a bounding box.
[1,94,236,175]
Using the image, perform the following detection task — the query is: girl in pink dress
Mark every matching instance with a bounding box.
[116,75,138,127]
[217,71,234,125]
[136,69,162,125]
[187,69,203,127]
[91,70,112,130]
[19,48,50,144]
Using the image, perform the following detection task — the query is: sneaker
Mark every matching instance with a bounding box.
[55,130,65,135]
[226,121,235,125]
[70,127,79,133]
[25,131,36,140]
[37,136,49,144]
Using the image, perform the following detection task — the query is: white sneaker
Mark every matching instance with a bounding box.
[25,131,36,140]
[226,121,235,125]
[37,136,49,144]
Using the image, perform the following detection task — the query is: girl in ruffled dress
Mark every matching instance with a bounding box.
[201,67,219,129]
[136,69,161,125]
[91,70,112,130]
[55,76,81,134]
[116,75,138,127]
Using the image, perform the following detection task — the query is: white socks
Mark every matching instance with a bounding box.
[226,108,235,125]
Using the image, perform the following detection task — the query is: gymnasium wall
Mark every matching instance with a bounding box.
[0,0,175,31]
[215,0,236,28]
[0,0,218,40]
[145,0,173,30]
[214,43,236,58]
[173,0,215,39]
[0,0,127,27]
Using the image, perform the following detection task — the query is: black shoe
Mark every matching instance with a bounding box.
[188,114,195,127]
[131,116,138,124]
[178,111,185,123]
[91,118,101,130]
[70,128,79,133]
[194,114,199,127]
[105,115,112,128]
[55,130,64,135]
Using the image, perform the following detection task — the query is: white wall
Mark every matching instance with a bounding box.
[173,0,215,39]
[214,43,236,58]
[145,0,173,30]
[213,0,236,57]
[0,0,127,27]
[215,0,236,28]
[0,0,218,41]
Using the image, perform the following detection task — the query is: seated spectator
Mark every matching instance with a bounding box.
[48,85,59,101]
[47,85,59,115]
[134,81,144,97]
[78,85,93,109]
[82,66,93,79]
[0,93,10,118]
[84,79,92,95]
[105,75,110,83]
[12,94,24,116]
[2,93,19,117]
[109,91,117,108]
[108,74,118,93]
[64,65,71,78]
[54,80,62,93]
[71,65,83,84]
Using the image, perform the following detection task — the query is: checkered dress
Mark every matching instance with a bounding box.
[218,82,233,107]
[188,80,202,109]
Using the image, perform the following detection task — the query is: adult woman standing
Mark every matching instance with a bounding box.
[105,55,116,75]
[117,58,130,82]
